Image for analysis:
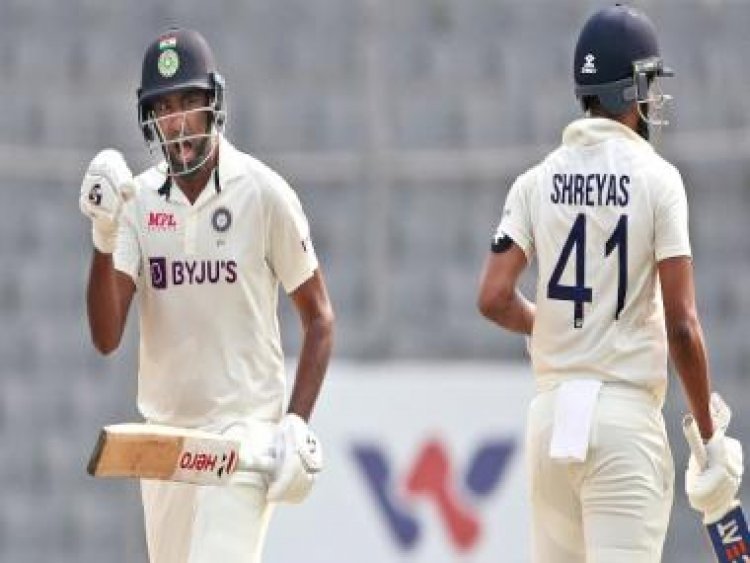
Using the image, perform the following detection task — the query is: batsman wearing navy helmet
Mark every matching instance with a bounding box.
[477,5,743,561]
[79,28,334,562]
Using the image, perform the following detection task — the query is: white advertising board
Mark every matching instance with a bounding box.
[265,361,534,562]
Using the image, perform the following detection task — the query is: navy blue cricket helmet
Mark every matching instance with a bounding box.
[137,28,226,143]
[136,28,227,176]
[573,4,673,116]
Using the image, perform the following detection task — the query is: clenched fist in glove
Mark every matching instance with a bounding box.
[685,397,744,524]
[79,149,134,253]
[267,414,323,504]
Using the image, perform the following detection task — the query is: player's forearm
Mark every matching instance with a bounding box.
[668,315,714,439]
[287,309,334,421]
[86,250,127,355]
[479,289,535,335]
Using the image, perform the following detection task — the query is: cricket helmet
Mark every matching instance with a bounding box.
[137,28,226,175]
[573,4,672,122]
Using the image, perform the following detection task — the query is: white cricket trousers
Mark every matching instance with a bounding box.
[526,382,674,563]
[141,479,273,563]
[141,419,276,563]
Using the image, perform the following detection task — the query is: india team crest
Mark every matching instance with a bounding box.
[158,49,180,78]
[212,207,232,233]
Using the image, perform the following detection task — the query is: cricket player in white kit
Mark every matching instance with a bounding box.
[79,29,334,562]
[477,5,743,562]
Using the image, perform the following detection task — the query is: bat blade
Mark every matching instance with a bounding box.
[87,423,274,485]
[706,504,750,563]
[683,414,750,563]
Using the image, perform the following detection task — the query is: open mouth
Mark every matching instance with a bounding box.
[173,140,195,163]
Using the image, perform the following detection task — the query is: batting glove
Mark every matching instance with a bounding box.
[686,430,744,524]
[79,149,134,253]
[266,414,323,504]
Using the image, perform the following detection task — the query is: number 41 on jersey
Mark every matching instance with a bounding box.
[547,213,627,328]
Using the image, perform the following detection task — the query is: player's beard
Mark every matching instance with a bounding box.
[637,104,650,141]
[637,118,649,141]
[167,134,212,178]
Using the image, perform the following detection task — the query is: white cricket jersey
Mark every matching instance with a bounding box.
[114,136,318,429]
[495,118,691,400]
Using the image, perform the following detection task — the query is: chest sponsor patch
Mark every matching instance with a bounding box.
[147,212,178,231]
[148,257,238,289]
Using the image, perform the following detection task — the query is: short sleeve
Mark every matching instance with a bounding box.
[113,202,142,283]
[266,180,319,294]
[492,170,535,258]
[654,168,691,261]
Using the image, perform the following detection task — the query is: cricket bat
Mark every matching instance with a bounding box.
[683,409,749,563]
[87,423,276,485]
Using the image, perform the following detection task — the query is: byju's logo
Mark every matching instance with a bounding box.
[149,257,168,290]
[147,257,238,289]
[353,438,515,552]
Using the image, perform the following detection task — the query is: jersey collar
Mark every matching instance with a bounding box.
[216,135,245,185]
[562,117,652,150]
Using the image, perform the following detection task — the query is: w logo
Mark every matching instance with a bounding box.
[353,438,515,552]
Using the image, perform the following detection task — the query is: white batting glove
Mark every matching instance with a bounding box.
[686,430,744,524]
[266,414,323,504]
[79,149,134,253]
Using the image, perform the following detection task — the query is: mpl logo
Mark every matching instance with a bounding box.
[353,438,515,552]
[147,211,178,231]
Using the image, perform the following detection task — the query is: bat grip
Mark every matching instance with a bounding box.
[683,413,708,470]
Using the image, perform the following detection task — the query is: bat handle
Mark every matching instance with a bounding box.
[683,413,708,470]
